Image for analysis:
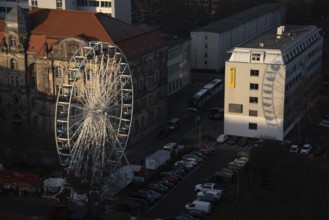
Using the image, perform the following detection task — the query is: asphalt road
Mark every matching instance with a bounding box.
[144,147,238,219]
[126,73,224,164]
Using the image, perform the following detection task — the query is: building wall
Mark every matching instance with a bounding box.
[167,39,191,95]
[0,0,29,18]
[224,26,323,141]
[224,61,285,140]
[0,0,131,23]
[190,4,285,71]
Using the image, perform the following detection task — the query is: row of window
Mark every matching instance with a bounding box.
[168,46,182,60]
[283,33,321,63]
[77,0,112,7]
[228,103,258,116]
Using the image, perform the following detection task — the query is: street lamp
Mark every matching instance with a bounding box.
[195,112,201,143]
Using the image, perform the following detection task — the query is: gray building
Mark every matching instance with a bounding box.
[190,3,286,72]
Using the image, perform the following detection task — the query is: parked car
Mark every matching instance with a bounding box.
[300,144,312,155]
[183,158,199,166]
[319,121,329,128]
[209,107,224,120]
[314,145,325,156]
[194,182,225,193]
[174,160,195,171]
[190,151,208,159]
[238,137,249,147]
[181,209,207,218]
[157,128,170,139]
[197,190,222,200]
[168,118,180,130]
[227,136,239,145]
[182,154,203,162]
[194,197,217,206]
[289,144,300,153]
[195,143,215,153]
[216,134,228,144]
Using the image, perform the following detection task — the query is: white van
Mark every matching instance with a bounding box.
[168,118,180,130]
[185,200,212,214]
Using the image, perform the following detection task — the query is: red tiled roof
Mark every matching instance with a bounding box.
[27,35,58,56]
[0,9,166,59]
[29,8,113,42]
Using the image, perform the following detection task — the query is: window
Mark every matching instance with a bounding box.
[251,53,261,62]
[10,36,16,46]
[32,99,38,108]
[12,94,19,104]
[101,1,111,7]
[250,69,259,76]
[10,76,19,87]
[249,97,258,104]
[249,123,257,130]
[56,0,62,9]
[228,103,243,113]
[249,110,258,117]
[55,66,62,77]
[250,83,259,90]
[31,0,38,8]
[10,59,18,70]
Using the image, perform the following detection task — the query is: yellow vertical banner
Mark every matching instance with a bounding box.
[229,67,236,88]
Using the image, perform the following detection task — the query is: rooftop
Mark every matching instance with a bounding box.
[240,25,319,51]
[192,3,284,33]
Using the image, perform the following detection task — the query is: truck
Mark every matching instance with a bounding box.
[145,150,170,170]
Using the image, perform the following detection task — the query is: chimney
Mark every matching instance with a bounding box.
[276,26,285,39]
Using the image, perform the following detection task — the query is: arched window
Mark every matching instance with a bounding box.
[10,58,18,70]
[10,35,16,47]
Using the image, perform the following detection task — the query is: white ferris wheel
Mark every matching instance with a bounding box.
[54,41,133,183]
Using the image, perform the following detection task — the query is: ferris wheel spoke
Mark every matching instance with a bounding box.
[55,41,133,185]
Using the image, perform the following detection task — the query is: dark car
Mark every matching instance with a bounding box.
[238,137,249,147]
[209,107,224,120]
[227,136,239,145]
[156,128,170,139]
[314,145,325,156]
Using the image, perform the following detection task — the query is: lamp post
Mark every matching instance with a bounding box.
[195,111,201,143]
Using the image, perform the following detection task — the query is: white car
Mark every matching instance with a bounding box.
[216,134,228,144]
[289,144,300,153]
[319,121,329,128]
[197,190,222,200]
[300,144,312,155]
[194,183,224,193]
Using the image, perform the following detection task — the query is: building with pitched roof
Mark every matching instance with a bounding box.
[190,3,286,72]
[0,7,168,155]
[224,25,323,141]
[0,0,131,24]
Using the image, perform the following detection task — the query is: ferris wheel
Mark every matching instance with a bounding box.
[54,41,133,183]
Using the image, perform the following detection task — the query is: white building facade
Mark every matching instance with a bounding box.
[0,0,131,23]
[224,25,323,141]
[190,3,285,72]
